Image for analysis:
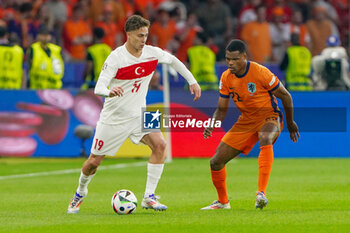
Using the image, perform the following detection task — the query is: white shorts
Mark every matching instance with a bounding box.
[91,117,149,156]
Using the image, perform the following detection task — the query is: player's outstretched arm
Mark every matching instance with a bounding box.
[94,53,119,97]
[271,83,300,142]
[203,97,229,139]
[94,75,112,97]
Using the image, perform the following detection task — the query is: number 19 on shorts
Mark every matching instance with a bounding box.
[94,139,104,150]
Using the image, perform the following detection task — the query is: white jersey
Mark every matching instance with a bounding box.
[95,44,197,125]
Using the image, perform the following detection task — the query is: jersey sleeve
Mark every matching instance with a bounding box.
[98,52,118,80]
[152,46,173,64]
[219,72,230,98]
[94,52,118,97]
[152,46,197,85]
[260,66,280,92]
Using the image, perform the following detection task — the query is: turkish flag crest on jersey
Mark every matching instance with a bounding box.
[114,59,158,80]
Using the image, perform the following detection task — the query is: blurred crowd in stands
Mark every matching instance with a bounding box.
[0,0,349,90]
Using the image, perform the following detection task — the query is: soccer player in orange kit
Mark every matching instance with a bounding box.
[201,39,300,210]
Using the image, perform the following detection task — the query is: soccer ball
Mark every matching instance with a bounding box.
[111,190,137,215]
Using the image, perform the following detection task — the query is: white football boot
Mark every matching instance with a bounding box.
[141,194,168,211]
[255,191,268,209]
[67,191,87,214]
[201,200,231,210]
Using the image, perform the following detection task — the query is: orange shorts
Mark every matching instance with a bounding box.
[222,113,283,155]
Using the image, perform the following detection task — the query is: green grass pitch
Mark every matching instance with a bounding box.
[0,157,349,233]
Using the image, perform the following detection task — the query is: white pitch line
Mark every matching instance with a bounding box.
[0,161,148,181]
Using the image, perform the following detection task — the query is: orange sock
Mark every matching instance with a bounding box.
[211,166,229,204]
[258,145,274,194]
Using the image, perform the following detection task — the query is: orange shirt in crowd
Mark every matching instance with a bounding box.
[63,19,91,60]
[120,0,135,19]
[149,20,176,50]
[289,24,308,47]
[0,8,15,22]
[306,20,332,56]
[177,28,197,62]
[88,0,125,24]
[95,21,122,49]
[64,0,78,18]
[132,0,166,17]
[240,21,271,64]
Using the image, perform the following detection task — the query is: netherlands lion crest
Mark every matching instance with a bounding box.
[248,82,256,94]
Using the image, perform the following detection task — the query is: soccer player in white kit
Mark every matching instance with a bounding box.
[67,15,201,213]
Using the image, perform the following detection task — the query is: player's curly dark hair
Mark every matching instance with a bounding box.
[124,15,150,32]
[226,39,247,53]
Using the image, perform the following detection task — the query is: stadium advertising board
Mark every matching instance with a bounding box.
[0,90,349,158]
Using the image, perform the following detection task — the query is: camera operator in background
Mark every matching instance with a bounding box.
[312,35,350,90]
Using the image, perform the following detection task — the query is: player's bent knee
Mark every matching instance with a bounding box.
[87,156,103,169]
[153,139,166,154]
[210,157,225,171]
[259,132,275,146]
[87,160,99,170]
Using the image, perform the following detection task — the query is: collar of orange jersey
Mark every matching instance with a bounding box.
[236,61,250,78]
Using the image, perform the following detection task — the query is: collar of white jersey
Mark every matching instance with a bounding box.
[122,43,146,61]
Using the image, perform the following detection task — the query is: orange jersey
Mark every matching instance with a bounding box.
[176,28,197,62]
[95,21,121,49]
[240,21,271,63]
[219,61,282,122]
[149,20,176,50]
[63,19,92,60]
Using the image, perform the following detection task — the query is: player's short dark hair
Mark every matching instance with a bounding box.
[226,39,247,53]
[124,15,150,32]
[93,27,105,39]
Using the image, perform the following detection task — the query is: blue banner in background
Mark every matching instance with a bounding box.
[0,90,97,157]
[0,89,162,157]
[273,91,350,158]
